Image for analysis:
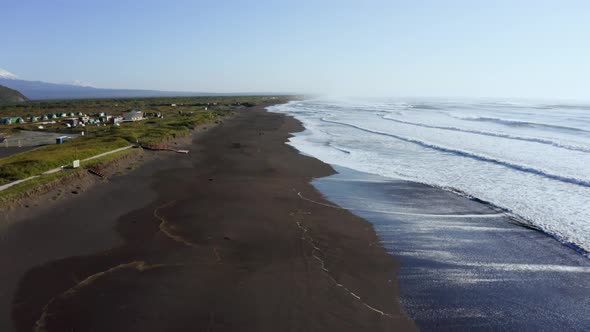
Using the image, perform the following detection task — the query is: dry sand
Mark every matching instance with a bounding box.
[4,104,416,331]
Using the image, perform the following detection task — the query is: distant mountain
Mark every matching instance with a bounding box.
[0,84,29,103]
[0,77,221,100]
[0,68,283,100]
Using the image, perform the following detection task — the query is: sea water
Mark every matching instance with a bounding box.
[268,98,590,253]
[310,166,590,330]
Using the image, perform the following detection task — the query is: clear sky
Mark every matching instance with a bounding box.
[1,0,589,100]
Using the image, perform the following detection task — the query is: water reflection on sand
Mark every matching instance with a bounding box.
[313,166,590,332]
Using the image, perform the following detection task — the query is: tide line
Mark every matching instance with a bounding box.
[295,190,504,219]
[293,217,397,318]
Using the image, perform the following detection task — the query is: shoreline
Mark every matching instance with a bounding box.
[313,165,590,331]
[2,104,416,331]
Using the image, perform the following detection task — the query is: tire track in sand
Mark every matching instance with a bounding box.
[153,201,199,248]
[34,261,169,332]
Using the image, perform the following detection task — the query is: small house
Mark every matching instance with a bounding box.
[123,110,144,122]
[110,116,123,124]
[64,118,78,127]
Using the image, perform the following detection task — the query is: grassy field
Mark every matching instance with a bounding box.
[103,110,218,144]
[0,148,144,203]
[0,168,84,203]
[0,136,129,185]
[0,96,289,189]
[0,95,270,120]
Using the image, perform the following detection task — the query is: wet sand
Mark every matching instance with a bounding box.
[314,166,590,331]
[1,105,416,331]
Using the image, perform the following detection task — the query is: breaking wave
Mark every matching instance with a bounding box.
[382,115,590,153]
[321,118,590,188]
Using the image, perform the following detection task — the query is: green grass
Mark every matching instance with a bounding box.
[0,147,140,203]
[105,111,219,144]
[0,95,289,120]
[0,111,224,185]
[0,136,129,185]
[0,168,84,203]
[81,147,140,168]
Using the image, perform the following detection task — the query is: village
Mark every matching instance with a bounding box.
[0,98,272,155]
[2,109,155,127]
[0,108,161,148]
[0,99,224,148]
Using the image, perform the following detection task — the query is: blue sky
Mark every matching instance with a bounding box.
[1,0,589,100]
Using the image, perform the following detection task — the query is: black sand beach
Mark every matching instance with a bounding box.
[0,105,416,331]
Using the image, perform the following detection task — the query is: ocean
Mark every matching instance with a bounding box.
[268,98,590,253]
[269,98,590,330]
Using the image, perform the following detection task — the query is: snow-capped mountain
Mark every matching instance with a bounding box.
[0,68,18,80]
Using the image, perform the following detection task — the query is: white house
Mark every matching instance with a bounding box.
[110,116,123,124]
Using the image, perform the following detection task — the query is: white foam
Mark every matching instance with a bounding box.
[268,99,590,253]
